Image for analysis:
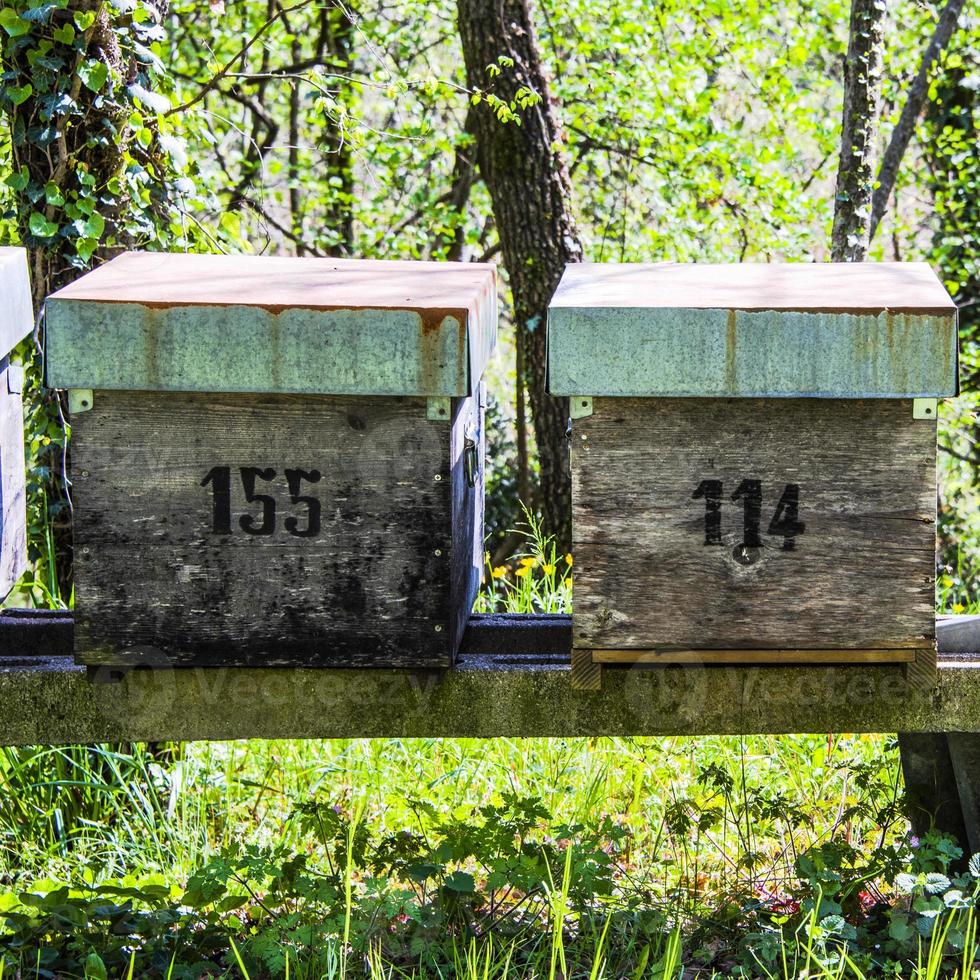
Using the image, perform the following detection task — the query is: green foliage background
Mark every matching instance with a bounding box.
[0,0,978,604]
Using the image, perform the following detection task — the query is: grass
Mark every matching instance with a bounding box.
[0,733,961,977]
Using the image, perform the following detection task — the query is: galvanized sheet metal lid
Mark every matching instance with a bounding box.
[45,252,497,396]
[0,247,33,360]
[548,262,958,397]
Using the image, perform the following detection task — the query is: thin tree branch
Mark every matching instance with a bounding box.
[869,0,967,240]
[164,0,316,117]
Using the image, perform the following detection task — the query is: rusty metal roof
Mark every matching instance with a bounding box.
[46,252,498,396]
[548,262,958,397]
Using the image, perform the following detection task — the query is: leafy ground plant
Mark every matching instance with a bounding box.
[476,507,572,614]
[0,802,978,977]
[0,735,973,977]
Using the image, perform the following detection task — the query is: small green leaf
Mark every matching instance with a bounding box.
[84,952,108,980]
[44,181,64,206]
[5,168,29,191]
[6,83,32,106]
[82,212,105,238]
[73,9,96,31]
[443,871,475,894]
[74,238,98,262]
[53,22,75,44]
[78,59,109,92]
[28,212,59,238]
[0,9,29,36]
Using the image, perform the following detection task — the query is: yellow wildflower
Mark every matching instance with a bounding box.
[565,553,573,566]
[954,603,966,614]
[515,566,531,578]
[492,566,508,579]
[519,557,537,568]
[542,564,555,574]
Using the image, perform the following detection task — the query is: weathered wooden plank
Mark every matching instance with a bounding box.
[0,613,978,743]
[72,391,476,668]
[593,648,919,664]
[571,398,935,657]
[0,361,26,600]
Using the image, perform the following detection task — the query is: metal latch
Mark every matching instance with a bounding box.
[464,423,479,488]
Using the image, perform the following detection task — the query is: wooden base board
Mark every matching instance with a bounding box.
[592,648,921,665]
[572,645,938,690]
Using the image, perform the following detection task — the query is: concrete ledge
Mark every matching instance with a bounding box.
[0,612,976,743]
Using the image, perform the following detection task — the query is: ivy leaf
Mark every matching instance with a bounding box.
[75,238,100,263]
[44,181,64,206]
[78,59,109,92]
[4,168,29,192]
[0,8,29,36]
[52,23,75,45]
[7,83,32,106]
[83,213,105,238]
[73,9,96,31]
[28,212,59,238]
[21,3,59,23]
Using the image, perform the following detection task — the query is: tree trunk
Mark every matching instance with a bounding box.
[831,0,887,262]
[456,0,583,552]
[1,0,172,601]
[869,0,967,241]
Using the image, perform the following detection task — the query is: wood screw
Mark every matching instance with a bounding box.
[434,624,443,632]
[434,549,443,556]
[434,474,443,482]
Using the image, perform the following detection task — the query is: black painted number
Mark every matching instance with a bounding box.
[691,479,804,551]
[731,479,762,549]
[692,480,723,546]
[239,467,277,535]
[201,466,232,535]
[284,468,322,538]
[201,467,324,538]
[767,483,806,551]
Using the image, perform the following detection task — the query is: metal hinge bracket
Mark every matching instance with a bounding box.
[913,398,938,421]
[569,396,593,420]
[426,396,451,421]
[68,389,94,414]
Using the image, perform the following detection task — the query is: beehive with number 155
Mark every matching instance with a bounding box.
[45,252,496,669]
[548,262,957,683]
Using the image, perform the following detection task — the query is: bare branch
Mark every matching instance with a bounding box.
[869,0,967,240]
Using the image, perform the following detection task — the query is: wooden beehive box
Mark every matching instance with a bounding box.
[0,248,32,600]
[46,252,496,669]
[548,262,958,685]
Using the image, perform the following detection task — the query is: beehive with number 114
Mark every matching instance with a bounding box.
[45,252,496,669]
[548,262,958,685]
